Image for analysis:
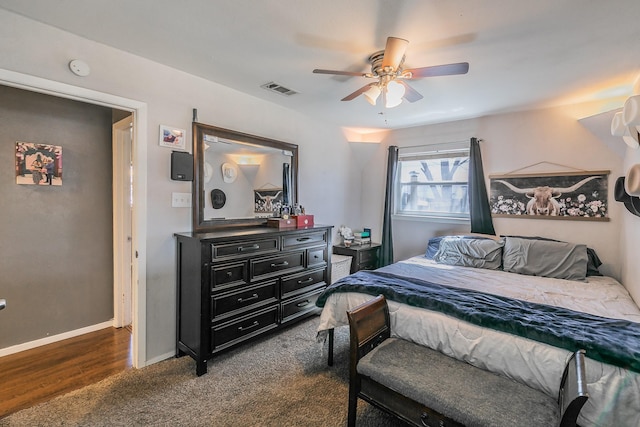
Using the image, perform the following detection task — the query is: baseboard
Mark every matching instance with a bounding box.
[145,350,175,366]
[0,320,114,358]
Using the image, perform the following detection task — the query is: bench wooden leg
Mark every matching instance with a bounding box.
[327,328,334,366]
[347,377,358,427]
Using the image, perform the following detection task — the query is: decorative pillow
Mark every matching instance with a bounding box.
[433,237,504,270]
[501,235,602,276]
[502,237,588,281]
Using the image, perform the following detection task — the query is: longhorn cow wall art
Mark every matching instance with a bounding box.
[489,171,609,221]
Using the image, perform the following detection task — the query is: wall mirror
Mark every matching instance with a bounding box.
[192,122,298,231]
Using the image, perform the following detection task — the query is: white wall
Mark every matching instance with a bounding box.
[0,9,361,362]
[362,103,627,285]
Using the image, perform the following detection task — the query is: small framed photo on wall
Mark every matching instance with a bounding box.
[159,125,186,150]
[15,141,63,186]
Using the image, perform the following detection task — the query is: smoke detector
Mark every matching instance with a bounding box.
[69,59,90,77]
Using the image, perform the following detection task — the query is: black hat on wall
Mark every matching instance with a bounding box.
[614,176,640,217]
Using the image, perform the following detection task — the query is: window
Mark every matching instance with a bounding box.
[394,149,470,220]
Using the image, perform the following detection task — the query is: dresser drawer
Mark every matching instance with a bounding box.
[212,238,279,259]
[358,248,378,264]
[211,280,278,320]
[282,231,327,249]
[211,261,248,290]
[281,288,323,323]
[251,251,304,280]
[307,247,327,268]
[281,268,326,299]
[358,261,377,271]
[210,306,279,353]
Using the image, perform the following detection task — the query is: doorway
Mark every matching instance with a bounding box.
[0,68,148,368]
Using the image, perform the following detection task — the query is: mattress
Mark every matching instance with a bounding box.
[317,256,640,427]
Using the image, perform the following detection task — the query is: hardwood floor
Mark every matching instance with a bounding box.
[0,326,132,418]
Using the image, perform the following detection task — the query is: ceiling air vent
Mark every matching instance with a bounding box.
[261,82,298,96]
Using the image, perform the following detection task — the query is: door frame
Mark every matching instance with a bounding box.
[0,68,148,368]
[113,116,133,328]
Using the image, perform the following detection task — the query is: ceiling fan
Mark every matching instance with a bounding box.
[313,36,469,108]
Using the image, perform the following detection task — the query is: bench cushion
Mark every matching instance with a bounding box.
[358,338,559,427]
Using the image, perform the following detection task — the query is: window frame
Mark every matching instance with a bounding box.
[393,147,471,222]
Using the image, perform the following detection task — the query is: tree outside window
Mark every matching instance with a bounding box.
[395,151,470,219]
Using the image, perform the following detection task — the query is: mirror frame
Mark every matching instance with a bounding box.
[192,122,299,232]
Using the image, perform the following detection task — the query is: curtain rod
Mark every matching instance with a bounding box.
[397,138,483,151]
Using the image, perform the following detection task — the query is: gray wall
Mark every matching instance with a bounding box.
[0,85,114,347]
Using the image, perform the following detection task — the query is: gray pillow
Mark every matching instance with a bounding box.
[433,237,504,270]
[502,237,588,281]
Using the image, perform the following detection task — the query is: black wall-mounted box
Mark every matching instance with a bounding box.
[171,151,193,181]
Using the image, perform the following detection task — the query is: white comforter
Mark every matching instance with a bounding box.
[318,257,640,427]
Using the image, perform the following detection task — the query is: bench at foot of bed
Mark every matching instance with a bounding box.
[347,295,589,427]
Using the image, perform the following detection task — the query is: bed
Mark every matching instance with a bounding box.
[316,235,640,427]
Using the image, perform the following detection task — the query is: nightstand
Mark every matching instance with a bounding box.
[333,243,381,273]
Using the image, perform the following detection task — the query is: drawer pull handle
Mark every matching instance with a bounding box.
[238,321,260,332]
[237,293,259,303]
[296,237,311,242]
[270,261,289,268]
[297,277,314,285]
[296,300,311,307]
[238,244,260,252]
[226,272,233,278]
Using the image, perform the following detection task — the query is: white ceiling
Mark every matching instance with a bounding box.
[2,0,639,130]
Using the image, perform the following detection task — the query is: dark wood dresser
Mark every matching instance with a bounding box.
[175,225,333,375]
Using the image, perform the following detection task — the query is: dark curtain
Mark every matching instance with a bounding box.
[380,145,398,267]
[282,163,291,206]
[468,137,496,235]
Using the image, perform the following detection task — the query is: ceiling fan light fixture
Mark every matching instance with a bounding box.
[363,85,381,105]
[313,36,469,108]
[384,80,405,108]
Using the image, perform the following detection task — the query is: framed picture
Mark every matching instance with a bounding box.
[489,170,609,221]
[159,125,186,150]
[254,188,283,214]
[15,142,63,186]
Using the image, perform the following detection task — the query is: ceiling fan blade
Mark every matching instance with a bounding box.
[404,62,469,78]
[397,81,423,103]
[313,69,368,77]
[341,83,376,101]
[381,37,409,70]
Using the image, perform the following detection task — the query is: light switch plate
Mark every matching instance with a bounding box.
[172,192,192,208]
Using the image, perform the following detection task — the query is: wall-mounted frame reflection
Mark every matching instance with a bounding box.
[192,122,298,231]
[254,188,283,214]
